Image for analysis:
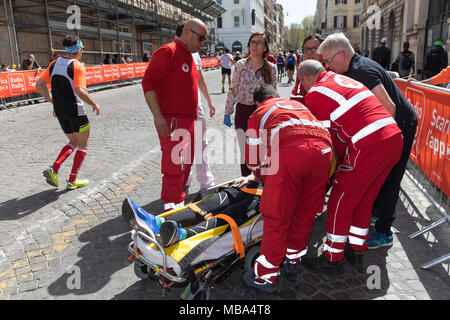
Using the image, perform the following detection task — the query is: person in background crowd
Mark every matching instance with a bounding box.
[299,60,403,278]
[291,34,325,104]
[22,54,41,70]
[423,40,448,79]
[408,65,450,86]
[220,48,233,93]
[266,52,277,64]
[36,34,100,190]
[142,53,149,62]
[141,19,208,212]
[276,52,285,82]
[394,41,415,78]
[286,49,297,84]
[103,54,112,64]
[223,32,277,177]
[1,64,9,72]
[234,51,242,63]
[317,32,417,251]
[372,37,391,70]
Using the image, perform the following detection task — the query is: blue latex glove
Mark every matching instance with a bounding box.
[223,115,232,127]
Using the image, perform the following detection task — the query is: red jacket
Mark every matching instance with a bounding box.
[245,97,331,177]
[266,54,277,65]
[305,71,401,157]
[142,39,199,117]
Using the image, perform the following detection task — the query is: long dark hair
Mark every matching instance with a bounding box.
[247,32,272,84]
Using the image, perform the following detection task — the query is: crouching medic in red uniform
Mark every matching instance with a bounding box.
[241,84,333,293]
[142,19,208,211]
[299,60,403,278]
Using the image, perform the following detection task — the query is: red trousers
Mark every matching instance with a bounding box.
[158,115,195,204]
[324,133,403,262]
[254,137,332,283]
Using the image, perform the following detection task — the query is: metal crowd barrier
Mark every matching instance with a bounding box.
[391,74,449,270]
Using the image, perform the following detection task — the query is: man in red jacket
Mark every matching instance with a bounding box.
[242,84,332,293]
[142,19,208,211]
[298,60,403,278]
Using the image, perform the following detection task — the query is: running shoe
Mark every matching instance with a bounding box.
[367,231,393,249]
[243,270,278,294]
[303,254,344,279]
[370,216,378,227]
[43,167,58,187]
[157,220,187,247]
[124,198,162,237]
[66,179,89,190]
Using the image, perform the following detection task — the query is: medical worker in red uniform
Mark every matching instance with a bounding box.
[241,84,332,293]
[142,19,208,211]
[298,60,403,278]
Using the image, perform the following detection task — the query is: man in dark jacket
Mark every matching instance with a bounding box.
[423,40,448,79]
[395,41,415,78]
[372,37,391,70]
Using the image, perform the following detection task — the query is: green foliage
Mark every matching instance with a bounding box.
[284,15,315,51]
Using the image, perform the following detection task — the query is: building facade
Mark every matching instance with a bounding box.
[0,0,226,67]
[214,0,265,54]
[360,0,449,77]
[214,0,283,54]
[315,0,363,47]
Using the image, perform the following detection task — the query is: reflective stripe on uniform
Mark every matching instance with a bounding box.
[351,117,397,144]
[285,248,307,260]
[323,243,344,253]
[330,90,374,121]
[349,225,369,236]
[348,235,366,246]
[327,233,348,243]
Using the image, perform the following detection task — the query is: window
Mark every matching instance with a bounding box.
[234,0,239,4]
[353,15,360,28]
[252,9,256,25]
[217,15,222,28]
[234,16,240,28]
[334,15,347,28]
[355,0,360,3]
[335,0,347,4]
[216,0,222,4]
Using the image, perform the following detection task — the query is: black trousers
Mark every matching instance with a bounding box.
[167,186,260,237]
[234,103,258,177]
[373,120,417,234]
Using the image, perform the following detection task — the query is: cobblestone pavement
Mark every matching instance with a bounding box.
[0,68,449,301]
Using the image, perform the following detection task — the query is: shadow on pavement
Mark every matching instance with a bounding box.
[0,188,69,220]
[47,216,132,296]
[393,189,450,299]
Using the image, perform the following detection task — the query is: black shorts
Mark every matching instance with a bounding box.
[286,64,295,71]
[57,114,90,134]
[221,67,231,75]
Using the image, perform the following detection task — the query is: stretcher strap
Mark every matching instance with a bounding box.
[239,186,263,196]
[213,214,245,259]
[187,203,212,220]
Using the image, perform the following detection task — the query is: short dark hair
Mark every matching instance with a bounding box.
[253,84,279,103]
[302,33,325,50]
[176,24,184,37]
[225,48,230,53]
[63,34,79,47]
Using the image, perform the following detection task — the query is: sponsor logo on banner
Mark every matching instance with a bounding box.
[7,73,26,96]
[395,80,450,197]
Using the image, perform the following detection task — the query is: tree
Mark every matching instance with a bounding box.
[284,16,315,51]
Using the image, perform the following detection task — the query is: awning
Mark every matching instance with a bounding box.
[163,0,227,20]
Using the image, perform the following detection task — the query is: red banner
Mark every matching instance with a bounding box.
[395,80,450,197]
[0,59,219,99]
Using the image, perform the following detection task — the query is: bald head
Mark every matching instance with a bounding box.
[298,60,325,92]
[181,18,208,53]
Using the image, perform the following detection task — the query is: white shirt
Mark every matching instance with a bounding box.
[192,52,202,107]
[220,53,233,69]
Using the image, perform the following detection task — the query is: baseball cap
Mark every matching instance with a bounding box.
[433,40,444,46]
[381,37,387,44]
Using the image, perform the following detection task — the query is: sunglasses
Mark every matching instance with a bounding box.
[190,29,206,42]
[250,40,265,46]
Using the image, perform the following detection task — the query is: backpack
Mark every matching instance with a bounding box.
[400,52,413,70]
